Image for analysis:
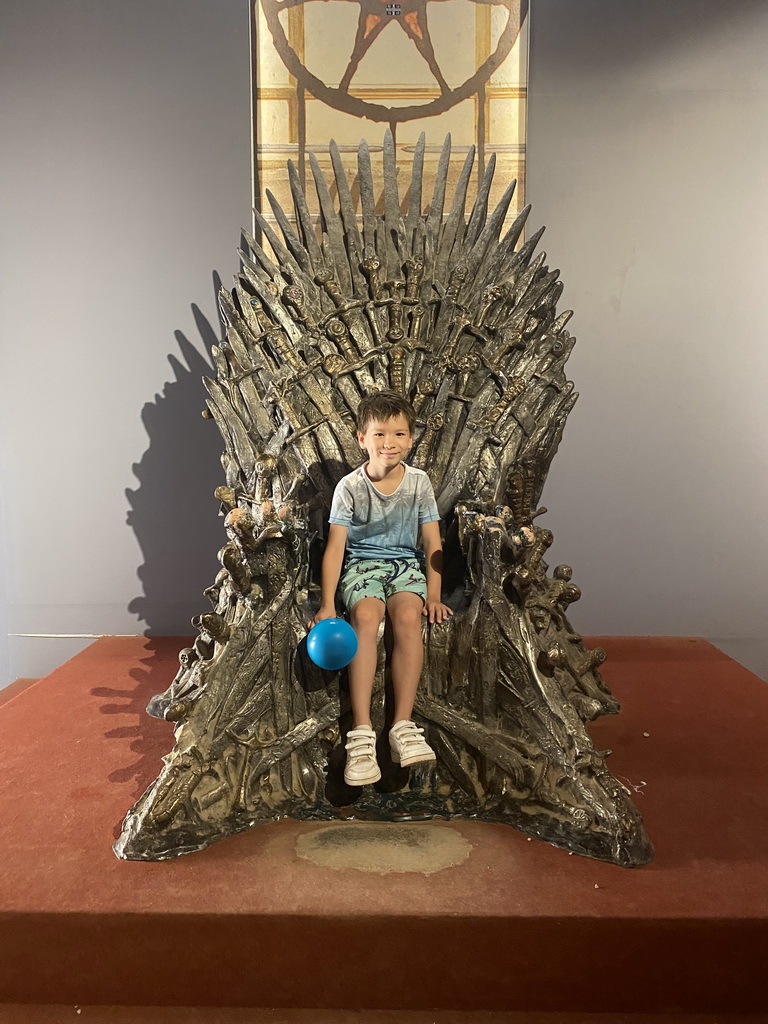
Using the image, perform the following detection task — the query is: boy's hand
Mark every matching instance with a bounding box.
[309,606,336,630]
[423,599,453,624]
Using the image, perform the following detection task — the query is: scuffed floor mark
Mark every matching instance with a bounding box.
[296,822,472,875]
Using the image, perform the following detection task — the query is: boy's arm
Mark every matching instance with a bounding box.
[421,520,453,624]
[311,523,348,626]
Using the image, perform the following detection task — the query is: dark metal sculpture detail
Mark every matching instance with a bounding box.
[115,134,653,867]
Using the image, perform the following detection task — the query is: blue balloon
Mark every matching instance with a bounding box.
[307,617,358,670]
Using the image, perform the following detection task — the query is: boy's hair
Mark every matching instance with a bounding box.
[356,390,416,434]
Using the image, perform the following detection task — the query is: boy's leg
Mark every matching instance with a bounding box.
[386,588,436,766]
[348,596,386,727]
[386,590,425,723]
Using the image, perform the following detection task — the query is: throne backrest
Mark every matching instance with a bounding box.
[207,134,577,552]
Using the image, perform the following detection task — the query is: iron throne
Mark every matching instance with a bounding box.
[115,134,653,867]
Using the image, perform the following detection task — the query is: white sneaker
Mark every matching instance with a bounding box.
[344,725,381,786]
[389,720,437,767]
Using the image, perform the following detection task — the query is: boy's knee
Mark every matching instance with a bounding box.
[388,600,423,631]
[351,602,384,632]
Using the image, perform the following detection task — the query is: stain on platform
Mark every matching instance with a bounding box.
[296,822,472,874]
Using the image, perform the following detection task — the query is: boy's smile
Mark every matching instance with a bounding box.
[358,413,413,479]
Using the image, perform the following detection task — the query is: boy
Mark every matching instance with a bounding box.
[311,390,453,785]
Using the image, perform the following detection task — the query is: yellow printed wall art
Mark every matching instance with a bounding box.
[252,0,528,226]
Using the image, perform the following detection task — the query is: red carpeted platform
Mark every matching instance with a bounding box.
[1,636,767,1013]
[4,1011,768,1024]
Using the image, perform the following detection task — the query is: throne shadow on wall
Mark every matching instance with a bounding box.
[126,281,227,637]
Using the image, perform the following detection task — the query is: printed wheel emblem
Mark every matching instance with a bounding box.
[260,0,526,123]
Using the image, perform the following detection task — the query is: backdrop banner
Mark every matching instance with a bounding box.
[251,0,529,228]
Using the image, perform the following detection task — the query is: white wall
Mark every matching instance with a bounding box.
[1,0,766,684]
[0,0,252,680]
[527,0,768,679]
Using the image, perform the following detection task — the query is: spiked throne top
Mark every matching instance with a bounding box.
[209,132,576,530]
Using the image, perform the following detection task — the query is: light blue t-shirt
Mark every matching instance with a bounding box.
[328,463,440,561]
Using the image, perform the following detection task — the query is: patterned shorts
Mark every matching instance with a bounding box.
[339,557,427,610]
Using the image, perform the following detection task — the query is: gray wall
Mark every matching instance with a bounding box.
[1,0,766,683]
[526,0,768,679]
[0,0,252,679]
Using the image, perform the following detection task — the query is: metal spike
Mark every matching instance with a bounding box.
[242,229,283,281]
[474,178,516,257]
[329,140,366,295]
[498,225,545,287]
[528,268,561,307]
[477,186,522,286]
[500,203,531,249]
[513,252,547,306]
[465,153,496,249]
[237,255,303,343]
[250,213,306,288]
[205,378,257,479]
[382,128,403,277]
[217,287,244,332]
[435,145,475,283]
[357,139,377,255]
[516,226,545,266]
[425,134,452,266]
[202,386,237,462]
[266,189,311,274]
[405,132,426,245]
[308,150,353,296]
[548,278,564,301]
[553,310,574,333]
[287,160,322,268]
[238,249,273,291]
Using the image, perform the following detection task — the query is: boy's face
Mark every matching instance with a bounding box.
[358,414,413,468]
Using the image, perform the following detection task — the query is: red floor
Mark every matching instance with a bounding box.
[1,636,767,1012]
[3,1012,768,1024]
[4,1011,768,1024]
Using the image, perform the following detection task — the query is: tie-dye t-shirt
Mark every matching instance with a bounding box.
[328,463,440,560]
